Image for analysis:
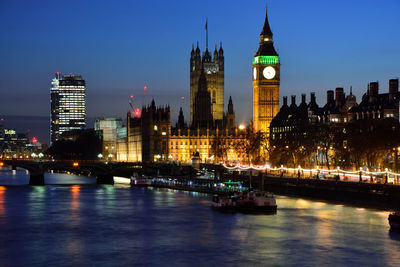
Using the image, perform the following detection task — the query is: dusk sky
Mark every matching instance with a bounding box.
[1,0,400,128]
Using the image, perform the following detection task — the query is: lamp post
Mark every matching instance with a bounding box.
[385,168,388,184]
[396,147,400,172]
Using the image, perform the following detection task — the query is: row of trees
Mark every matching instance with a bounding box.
[208,118,400,171]
[48,129,102,160]
[210,124,267,164]
[269,118,400,170]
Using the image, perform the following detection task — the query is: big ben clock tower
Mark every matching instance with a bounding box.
[253,8,280,134]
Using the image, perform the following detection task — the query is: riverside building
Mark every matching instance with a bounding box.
[50,73,86,144]
[114,8,276,164]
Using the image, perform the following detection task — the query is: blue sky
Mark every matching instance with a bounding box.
[1,0,399,127]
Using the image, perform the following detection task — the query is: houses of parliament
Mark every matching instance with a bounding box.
[113,9,279,163]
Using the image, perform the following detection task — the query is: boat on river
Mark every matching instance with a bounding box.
[211,190,277,214]
[236,190,277,214]
[130,173,150,187]
[211,195,237,213]
[388,212,400,231]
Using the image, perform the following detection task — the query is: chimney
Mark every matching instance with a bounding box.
[283,96,288,106]
[369,82,379,95]
[301,94,306,104]
[335,87,344,106]
[291,95,296,107]
[310,92,316,104]
[327,90,334,103]
[389,79,399,97]
[369,82,379,103]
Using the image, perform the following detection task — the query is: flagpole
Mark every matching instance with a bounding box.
[206,18,208,50]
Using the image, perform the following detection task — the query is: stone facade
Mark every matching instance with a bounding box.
[190,42,224,125]
[252,8,280,134]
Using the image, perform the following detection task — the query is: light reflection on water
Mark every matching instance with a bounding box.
[0,171,399,266]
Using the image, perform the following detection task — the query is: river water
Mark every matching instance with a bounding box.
[0,169,399,266]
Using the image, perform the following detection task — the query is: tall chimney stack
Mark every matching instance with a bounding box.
[369,82,379,103]
[283,96,288,107]
[389,79,399,101]
[335,87,344,106]
[301,94,306,104]
[310,92,316,104]
[290,95,296,107]
[327,90,334,103]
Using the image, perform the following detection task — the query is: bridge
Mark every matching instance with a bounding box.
[0,159,197,185]
[0,159,118,185]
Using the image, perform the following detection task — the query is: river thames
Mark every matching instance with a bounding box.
[0,169,399,266]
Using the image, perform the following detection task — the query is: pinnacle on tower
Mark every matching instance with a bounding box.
[261,6,273,37]
[191,44,195,58]
[255,7,278,56]
[198,65,207,91]
[228,96,234,114]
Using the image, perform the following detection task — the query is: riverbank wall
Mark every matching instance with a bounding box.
[262,176,400,210]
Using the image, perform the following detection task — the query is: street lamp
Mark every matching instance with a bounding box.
[98,153,103,160]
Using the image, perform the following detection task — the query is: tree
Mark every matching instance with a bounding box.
[48,129,102,160]
[211,133,229,163]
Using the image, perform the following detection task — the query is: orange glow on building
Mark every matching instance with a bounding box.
[72,162,79,167]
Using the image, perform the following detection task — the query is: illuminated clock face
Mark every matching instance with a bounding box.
[253,67,257,80]
[263,66,276,79]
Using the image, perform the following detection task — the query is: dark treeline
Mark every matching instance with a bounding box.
[48,129,101,160]
[269,118,400,170]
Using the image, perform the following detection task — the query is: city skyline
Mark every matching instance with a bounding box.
[1,0,400,127]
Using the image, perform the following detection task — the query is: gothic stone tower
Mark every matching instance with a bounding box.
[190,42,224,125]
[252,8,280,134]
[192,66,214,129]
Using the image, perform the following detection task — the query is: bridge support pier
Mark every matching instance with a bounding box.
[97,174,114,185]
[29,172,45,185]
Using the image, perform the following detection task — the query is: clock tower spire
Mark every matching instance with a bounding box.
[252,7,280,135]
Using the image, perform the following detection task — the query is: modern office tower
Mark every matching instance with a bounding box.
[94,117,123,160]
[252,8,280,134]
[50,72,86,144]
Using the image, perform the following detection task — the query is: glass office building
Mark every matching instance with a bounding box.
[50,72,86,144]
